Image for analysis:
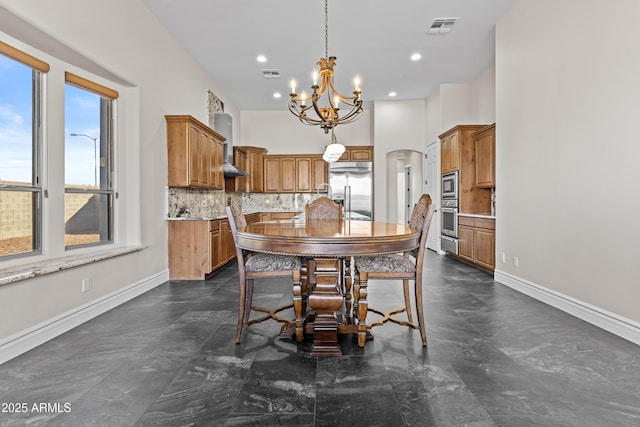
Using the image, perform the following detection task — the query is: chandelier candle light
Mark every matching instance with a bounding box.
[289,0,364,137]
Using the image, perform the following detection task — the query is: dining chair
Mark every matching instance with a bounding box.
[305,196,343,220]
[353,194,435,347]
[304,196,352,312]
[226,199,304,343]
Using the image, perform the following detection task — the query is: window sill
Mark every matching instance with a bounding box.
[0,245,146,287]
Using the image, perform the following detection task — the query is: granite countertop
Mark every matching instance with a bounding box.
[166,210,262,221]
[457,212,495,219]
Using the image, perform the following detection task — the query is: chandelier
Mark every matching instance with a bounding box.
[288,0,364,135]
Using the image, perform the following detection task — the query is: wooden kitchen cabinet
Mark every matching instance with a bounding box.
[440,132,460,174]
[440,124,491,214]
[295,157,311,192]
[338,146,373,162]
[457,216,495,272]
[474,124,496,188]
[166,115,224,189]
[210,220,221,272]
[264,156,282,193]
[168,220,215,280]
[220,218,235,266]
[280,157,296,192]
[312,157,328,191]
[227,146,267,192]
[168,217,239,280]
[263,154,327,193]
[260,211,300,221]
[245,212,261,224]
[457,224,475,263]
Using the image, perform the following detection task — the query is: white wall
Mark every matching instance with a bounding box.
[0,0,237,340]
[495,0,640,325]
[425,86,442,148]
[471,64,496,124]
[373,101,425,222]
[240,110,371,154]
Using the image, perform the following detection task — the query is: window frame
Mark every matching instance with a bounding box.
[63,74,118,250]
[0,44,45,260]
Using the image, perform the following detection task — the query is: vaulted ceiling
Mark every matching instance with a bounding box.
[143,0,517,111]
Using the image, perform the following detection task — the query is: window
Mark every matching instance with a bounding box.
[0,42,46,259]
[64,72,117,249]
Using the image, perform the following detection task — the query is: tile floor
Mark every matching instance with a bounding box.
[1,251,639,426]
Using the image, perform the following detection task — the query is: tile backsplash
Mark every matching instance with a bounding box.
[168,187,319,218]
[167,187,231,218]
[241,193,316,213]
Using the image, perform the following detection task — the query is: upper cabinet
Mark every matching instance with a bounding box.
[263,154,328,193]
[474,124,496,188]
[440,132,460,174]
[439,125,491,213]
[166,115,224,189]
[227,146,267,193]
[338,146,373,162]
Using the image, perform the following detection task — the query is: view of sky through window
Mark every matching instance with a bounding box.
[64,84,101,187]
[0,53,101,186]
[0,54,33,184]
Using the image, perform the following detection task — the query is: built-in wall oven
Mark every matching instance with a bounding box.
[440,171,459,254]
[440,198,458,254]
[442,171,458,199]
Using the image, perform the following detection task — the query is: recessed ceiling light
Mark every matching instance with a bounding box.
[256,55,267,63]
[389,91,397,97]
[273,92,282,99]
[410,53,422,61]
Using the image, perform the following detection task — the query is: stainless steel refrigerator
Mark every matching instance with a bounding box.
[329,161,373,221]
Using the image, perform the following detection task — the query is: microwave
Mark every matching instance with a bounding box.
[442,171,458,199]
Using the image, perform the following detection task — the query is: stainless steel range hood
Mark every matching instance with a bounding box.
[214,113,248,177]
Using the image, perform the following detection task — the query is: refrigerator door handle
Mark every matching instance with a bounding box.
[345,185,351,216]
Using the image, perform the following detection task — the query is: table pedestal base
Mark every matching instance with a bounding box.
[307,259,345,356]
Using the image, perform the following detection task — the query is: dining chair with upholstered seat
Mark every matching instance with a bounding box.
[226,198,304,343]
[353,194,435,347]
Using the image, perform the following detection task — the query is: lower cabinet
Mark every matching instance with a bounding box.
[168,212,299,280]
[220,218,235,267]
[168,218,237,280]
[457,216,495,271]
[260,211,300,221]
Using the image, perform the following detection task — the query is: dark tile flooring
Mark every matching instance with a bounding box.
[1,251,639,426]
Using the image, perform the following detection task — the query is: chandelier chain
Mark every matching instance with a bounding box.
[288,0,363,135]
[324,0,329,60]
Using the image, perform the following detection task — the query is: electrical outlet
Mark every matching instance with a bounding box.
[500,252,506,263]
[513,256,519,268]
[82,278,90,292]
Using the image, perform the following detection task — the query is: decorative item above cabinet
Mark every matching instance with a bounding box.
[166,115,224,189]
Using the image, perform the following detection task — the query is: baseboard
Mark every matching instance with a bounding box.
[494,269,640,346]
[0,270,169,365]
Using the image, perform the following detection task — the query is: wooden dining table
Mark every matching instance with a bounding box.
[235,218,419,356]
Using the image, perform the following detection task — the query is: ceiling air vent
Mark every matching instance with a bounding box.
[261,69,280,79]
[427,17,459,35]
